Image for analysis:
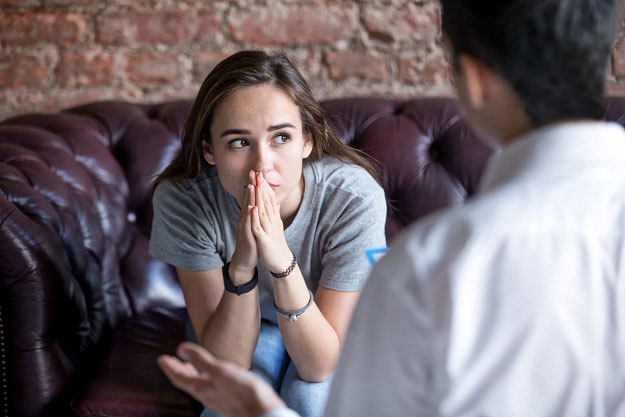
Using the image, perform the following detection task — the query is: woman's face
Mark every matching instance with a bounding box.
[204,84,313,217]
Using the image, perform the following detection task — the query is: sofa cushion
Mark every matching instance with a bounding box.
[70,307,202,417]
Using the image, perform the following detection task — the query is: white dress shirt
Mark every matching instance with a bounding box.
[324,122,625,417]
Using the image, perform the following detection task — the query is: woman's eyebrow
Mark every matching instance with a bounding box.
[268,123,296,131]
[220,123,296,137]
[220,128,250,137]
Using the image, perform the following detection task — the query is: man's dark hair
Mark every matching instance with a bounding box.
[441,0,620,126]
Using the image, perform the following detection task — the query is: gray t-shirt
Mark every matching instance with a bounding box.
[149,156,387,323]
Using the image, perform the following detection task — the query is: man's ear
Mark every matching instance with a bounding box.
[202,140,215,165]
[302,132,313,159]
[456,54,493,109]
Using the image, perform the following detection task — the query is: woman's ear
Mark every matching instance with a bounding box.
[456,54,492,109]
[202,140,215,165]
[302,132,313,159]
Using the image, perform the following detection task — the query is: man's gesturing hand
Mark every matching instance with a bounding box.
[157,342,285,417]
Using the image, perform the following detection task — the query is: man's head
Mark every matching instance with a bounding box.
[441,0,620,128]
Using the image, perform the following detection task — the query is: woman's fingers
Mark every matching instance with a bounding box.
[255,175,267,220]
[257,173,273,214]
[250,172,281,235]
[260,184,274,226]
[232,185,258,271]
[237,183,249,220]
[260,187,274,230]
[246,170,257,222]
[252,174,271,230]
[247,184,255,210]
[246,177,256,236]
[260,173,279,216]
[238,185,255,240]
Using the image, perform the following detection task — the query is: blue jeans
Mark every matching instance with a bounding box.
[198,319,333,417]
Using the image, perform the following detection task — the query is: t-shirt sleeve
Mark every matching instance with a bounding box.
[149,180,224,271]
[318,182,387,291]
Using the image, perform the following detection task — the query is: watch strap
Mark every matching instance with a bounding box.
[222,262,258,296]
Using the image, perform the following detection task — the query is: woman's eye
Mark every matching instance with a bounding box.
[274,134,291,144]
[228,139,248,148]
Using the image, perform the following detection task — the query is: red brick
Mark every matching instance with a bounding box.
[193,51,230,84]
[108,0,159,4]
[0,0,39,7]
[0,95,14,122]
[287,49,323,80]
[15,89,117,115]
[607,81,625,96]
[621,3,625,38]
[0,53,48,88]
[43,0,92,6]
[56,51,115,88]
[228,6,358,45]
[162,88,200,102]
[124,52,185,86]
[613,41,625,77]
[0,12,86,47]
[96,10,219,45]
[399,51,450,85]
[363,3,440,43]
[325,51,389,82]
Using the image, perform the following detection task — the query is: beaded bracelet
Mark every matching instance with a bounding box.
[274,289,314,322]
[270,254,297,278]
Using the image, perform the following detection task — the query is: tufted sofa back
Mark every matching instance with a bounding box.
[4,96,623,415]
[0,97,493,415]
[0,101,191,415]
[323,98,494,238]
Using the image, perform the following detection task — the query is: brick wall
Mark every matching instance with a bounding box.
[1,0,625,120]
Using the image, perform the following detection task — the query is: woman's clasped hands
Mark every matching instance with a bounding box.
[230,170,293,278]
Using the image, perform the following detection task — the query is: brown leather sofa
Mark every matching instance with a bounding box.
[3,96,621,416]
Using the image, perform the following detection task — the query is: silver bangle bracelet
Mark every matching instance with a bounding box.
[274,289,314,322]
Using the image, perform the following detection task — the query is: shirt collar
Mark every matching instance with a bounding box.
[478,121,625,194]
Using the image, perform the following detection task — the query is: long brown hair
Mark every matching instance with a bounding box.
[153,50,379,190]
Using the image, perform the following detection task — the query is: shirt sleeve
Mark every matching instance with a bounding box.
[323,233,441,416]
[149,180,224,271]
[318,183,387,291]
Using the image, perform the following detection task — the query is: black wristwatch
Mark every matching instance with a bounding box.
[222,262,258,296]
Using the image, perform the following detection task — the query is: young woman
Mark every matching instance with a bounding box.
[149,50,387,417]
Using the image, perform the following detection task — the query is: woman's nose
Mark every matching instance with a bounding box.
[252,144,272,173]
